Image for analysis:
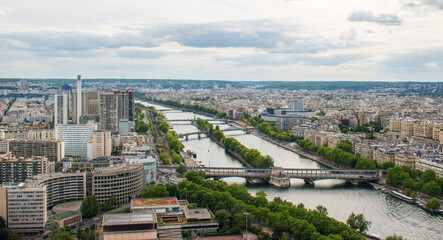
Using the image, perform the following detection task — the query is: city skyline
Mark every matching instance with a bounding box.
[0,0,442,81]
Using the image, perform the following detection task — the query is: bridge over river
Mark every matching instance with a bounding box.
[158,165,385,187]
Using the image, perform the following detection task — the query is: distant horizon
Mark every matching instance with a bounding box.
[1,78,442,83]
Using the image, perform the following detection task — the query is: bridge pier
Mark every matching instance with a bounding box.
[269,167,290,188]
[304,179,314,185]
[185,135,189,140]
[345,180,359,186]
[198,133,201,139]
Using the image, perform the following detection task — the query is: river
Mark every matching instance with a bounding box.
[138,101,443,240]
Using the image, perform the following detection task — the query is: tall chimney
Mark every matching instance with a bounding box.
[77,75,82,124]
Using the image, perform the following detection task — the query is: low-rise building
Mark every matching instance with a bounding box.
[395,153,418,169]
[416,156,443,178]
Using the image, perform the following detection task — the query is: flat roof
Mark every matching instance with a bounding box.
[184,208,211,220]
[103,231,157,240]
[132,198,179,208]
[198,236,243,240]
[103,213,156,226]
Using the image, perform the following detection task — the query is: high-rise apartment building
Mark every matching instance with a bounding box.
[54,93,69,125]
[99,93,119,133]
[55,123,96,158]
[72,91,99,124]
[87,130,112,159]
[8,140,65,162]
[99,90,135,133]
[0,183,47,233]
[76,75,82,124]
[0,155,52,183]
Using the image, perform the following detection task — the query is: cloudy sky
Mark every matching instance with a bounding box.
[0,0,442,81]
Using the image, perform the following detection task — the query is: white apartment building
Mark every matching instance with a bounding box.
[55,123,97,158]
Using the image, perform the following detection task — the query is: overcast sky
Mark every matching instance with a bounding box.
[0,0,442,81]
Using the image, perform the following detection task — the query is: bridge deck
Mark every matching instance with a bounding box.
[157,166,383,181]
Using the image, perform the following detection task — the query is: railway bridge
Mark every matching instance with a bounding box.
[157,166,385,187]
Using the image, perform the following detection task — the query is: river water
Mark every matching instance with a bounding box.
[139,101,443,240]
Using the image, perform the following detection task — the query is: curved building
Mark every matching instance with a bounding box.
[32,172,86,208]
[92,164,146,205]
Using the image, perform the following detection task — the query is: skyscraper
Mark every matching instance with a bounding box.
[76,75,82,124]
[72,90,99,124]
[99,90,134,133]
[54,93,69,125]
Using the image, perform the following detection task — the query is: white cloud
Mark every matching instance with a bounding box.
[0,6,12,16]
[425,62,438,68]
[0,0,442,81]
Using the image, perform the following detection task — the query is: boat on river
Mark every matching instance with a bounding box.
[389,190,415,204]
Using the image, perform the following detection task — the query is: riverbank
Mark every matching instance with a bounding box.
[192,122,253,168]
[369,182,443,216]
[138,99,219,118]
[247,130,344,169]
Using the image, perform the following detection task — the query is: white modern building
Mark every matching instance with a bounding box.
[55,123,97,158]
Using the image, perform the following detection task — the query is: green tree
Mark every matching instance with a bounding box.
[421,170,436,183]
[81,195,99,219]
[101,194,118,212]
[385,234,405,240]
[215,209,231,229]
[316,205,328,216]
[381,161,395,170]
[48,228,74,240]
[80,229,97,240]
[346,213,371,233]
[422,181,441,197]
[176,165,188,174]
[337,140,353,153]
[317,110,326,116]
[140,185,169,198]
[159,122,169,133]
[0,228,8,240]
[425,198,440,210]
[6,234,20,240]
[159,152,171,165]
[0,217,5,229]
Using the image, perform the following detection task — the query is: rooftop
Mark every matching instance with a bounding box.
[103,231,157,240]
[132,197,179,208]
[184,208,211,220]
[103,213,156,226]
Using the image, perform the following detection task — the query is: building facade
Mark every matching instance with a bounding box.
[55,123,96,158]
[8,140,65,162]
[32,172,87,208]
[92,164,145,205]
[0,183,47,233]
[0,155,52,184]
[87,130,112,159]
